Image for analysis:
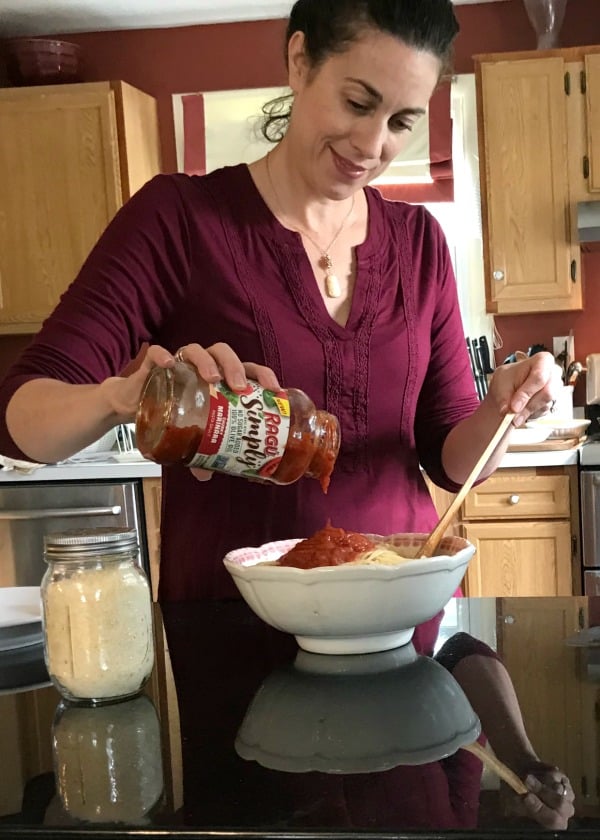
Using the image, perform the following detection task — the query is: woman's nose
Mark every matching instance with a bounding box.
[350,118,388,161]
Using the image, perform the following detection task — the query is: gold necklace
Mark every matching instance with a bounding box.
[265,152,355,299]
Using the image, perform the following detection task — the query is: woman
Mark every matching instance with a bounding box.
[0,0,559,602]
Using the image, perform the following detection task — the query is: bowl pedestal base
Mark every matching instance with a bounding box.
[295,627,415,655]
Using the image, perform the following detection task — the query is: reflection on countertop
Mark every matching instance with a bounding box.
[2,596,598,836]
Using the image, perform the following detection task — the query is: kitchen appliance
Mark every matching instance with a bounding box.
[0,480,148,588]
[579,470,600,594]
[584,354,600,439]
[579,354,600,592]
[577,201,600,244]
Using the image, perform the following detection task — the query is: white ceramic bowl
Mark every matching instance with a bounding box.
[223,533,475,655]
[508,425,551,447]
[526,417,590,440]
[235,645,481,773]
[76,428,118,456]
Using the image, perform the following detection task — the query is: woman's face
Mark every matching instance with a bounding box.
[286,27,442,199]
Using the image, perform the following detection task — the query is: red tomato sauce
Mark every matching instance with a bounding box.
[272,432,336,494]
[137,417,203,465]
[276,522,376,569]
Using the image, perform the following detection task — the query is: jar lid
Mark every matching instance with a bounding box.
[44,527,138,559]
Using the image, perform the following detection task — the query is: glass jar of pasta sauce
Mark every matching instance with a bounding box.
[135,361,340,492]
[41,528,154,705]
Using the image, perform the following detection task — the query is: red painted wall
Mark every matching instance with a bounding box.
[39,0,599,173]
[2,0,600,385]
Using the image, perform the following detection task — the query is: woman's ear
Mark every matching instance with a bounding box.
[287,30,308,93]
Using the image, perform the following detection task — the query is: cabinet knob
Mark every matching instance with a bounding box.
[493,269,505,281]
[504,615,515,625]
[508,494,520,505]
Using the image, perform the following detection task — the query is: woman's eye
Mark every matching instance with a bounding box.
[348,99,369,113]
[390,119,413,133]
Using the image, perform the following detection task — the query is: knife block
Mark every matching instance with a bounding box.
[553,385,573,419]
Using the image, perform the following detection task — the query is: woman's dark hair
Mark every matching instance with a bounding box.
[261,0,459,141]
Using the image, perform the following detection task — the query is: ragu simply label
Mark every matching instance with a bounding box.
[187,381,291,478]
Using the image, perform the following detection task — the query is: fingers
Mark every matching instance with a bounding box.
[510,353,562,419]
[520,772,575,830]
[105,342,280,426]
[191,469,271,484]
[101,344,175,421]
[175,342,229,384]
[242,362,280,392]
[190,467,213,482]
[143,344,177,370]
[489,352,562,427]
[175,343,280,392]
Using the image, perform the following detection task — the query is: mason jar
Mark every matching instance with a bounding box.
[52,693,164,823]
[41,528,154,704]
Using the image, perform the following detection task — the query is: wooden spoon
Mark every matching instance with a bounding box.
[418,412,516,559]
[462,740,528,795]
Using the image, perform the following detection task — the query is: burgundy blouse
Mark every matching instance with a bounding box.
[0,165,479,600]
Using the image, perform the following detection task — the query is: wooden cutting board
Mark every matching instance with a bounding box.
[507,436,584,452]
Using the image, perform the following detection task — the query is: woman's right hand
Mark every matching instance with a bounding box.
[505,762,575,830]
[173,342,280,394]
[104,342,281,423]
[100,344,176,423]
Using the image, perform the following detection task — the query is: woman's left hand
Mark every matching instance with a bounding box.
[486,351,563,427]
[508,763,575,830]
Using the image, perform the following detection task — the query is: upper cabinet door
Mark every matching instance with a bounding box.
[0,81,161,334]
[477,57,581,314]
[0,86,122,333]
[585,53,600,194]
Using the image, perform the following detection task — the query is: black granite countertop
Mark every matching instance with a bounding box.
[1,596,600,839]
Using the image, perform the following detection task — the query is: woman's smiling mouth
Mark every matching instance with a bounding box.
[330,147,368,180]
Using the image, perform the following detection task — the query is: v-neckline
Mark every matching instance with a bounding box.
[243,164,382,338]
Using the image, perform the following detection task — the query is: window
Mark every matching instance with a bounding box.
[172,75,493,341]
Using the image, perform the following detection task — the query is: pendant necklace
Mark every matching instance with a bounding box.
[265,152,355,299]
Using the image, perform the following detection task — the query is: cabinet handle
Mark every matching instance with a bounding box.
[571,260,577,283]
[584,155,590,180]
[0,505,122,520]
[508,494,520,505]
[492,269,504,282]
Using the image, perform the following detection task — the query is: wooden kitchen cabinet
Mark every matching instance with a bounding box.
[569,51,600,202]
[462,467,579,597]
[475,53,582,314]
[464,519,572,596]
[0,80,161,333]
[497,597,590,805]
[584,53,600,194]
[426,466,580,597]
